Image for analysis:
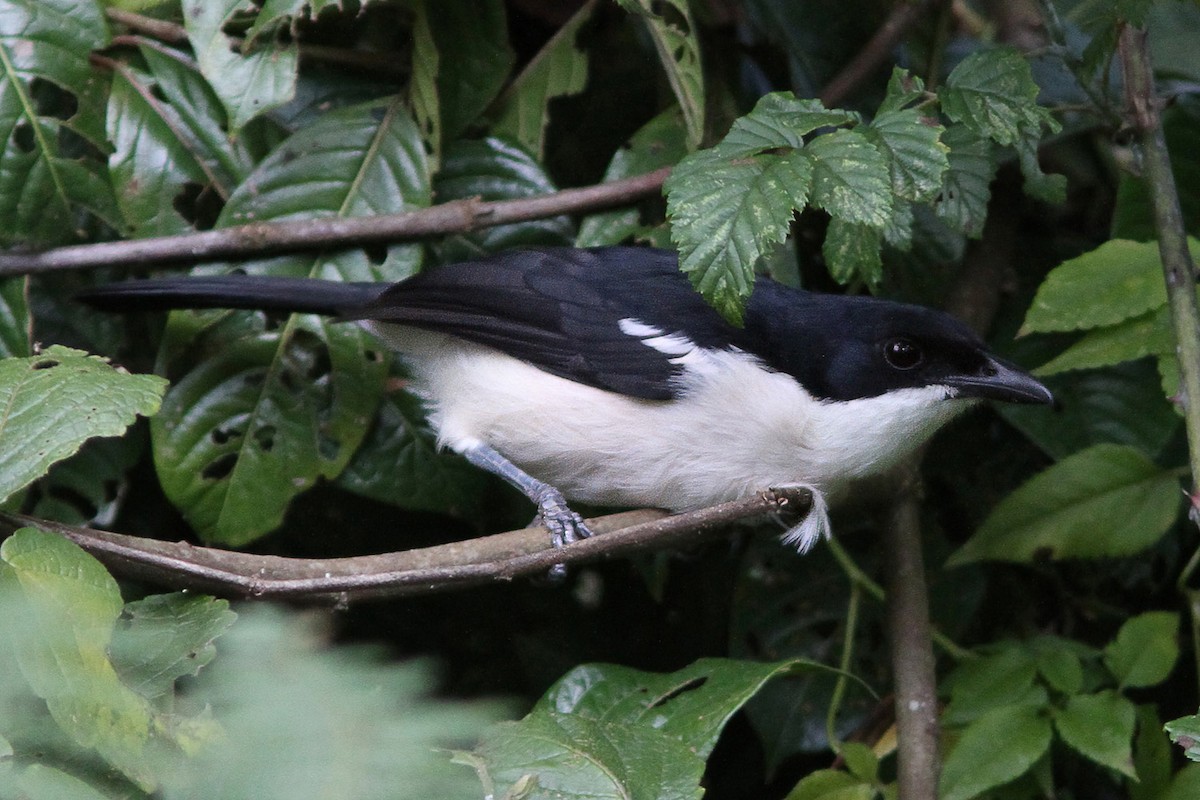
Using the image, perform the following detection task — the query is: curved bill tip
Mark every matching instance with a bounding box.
[944,355,1055,405]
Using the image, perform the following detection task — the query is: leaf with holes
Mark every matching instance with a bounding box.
[0,346,165,504]
[0,0,121,245]
[152,99,429,546]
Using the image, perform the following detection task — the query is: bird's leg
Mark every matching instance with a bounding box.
[461,442,594,555]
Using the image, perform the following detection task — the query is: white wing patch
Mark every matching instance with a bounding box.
[617,318,697,358]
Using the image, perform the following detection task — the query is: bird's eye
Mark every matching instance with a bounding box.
[883,338,923,370]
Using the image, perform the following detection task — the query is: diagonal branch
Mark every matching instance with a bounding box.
[0,487,810,603]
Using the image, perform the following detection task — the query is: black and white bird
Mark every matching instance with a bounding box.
[80,246,1052,551]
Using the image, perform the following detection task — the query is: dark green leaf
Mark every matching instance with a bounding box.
[1113,99,1200,240]
[877,67,926,115]
[426,0,514,142]
[823,218,882,286]
[1027,637,1085,695]
[941,49,1053,147]
[406,0,440,167]
[948,444,1183,565]
[935,124,997,237]
[783,769,875,800]
[1104,611,1180,689]
[721,94,857,156]
[30,433,145,526]
[1034,306,1173,376]
[943,647,1042,726]
[941,704,1053,800]
[0,277,30,359]
[1054,691,1136,778]
[616,0,705,149]
[0,346,166,504]
[1132,704,1174,800]
[864,108,948,202]
[805,128,892,228]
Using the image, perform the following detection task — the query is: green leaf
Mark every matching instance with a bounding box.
[30,433,145,526]
[153,98,429,545]
[337,380,488,519]
[490,0,594,158]
[1034,306,1174,376]
[783,769,875,800]
[1163,766,1200,798]
[406,0,440,168]
[1054,691,1137,778]
[823,218,882,286]
[0,0,118,246]
[182,0,299,131]
[1027,637,1085,695]
[935,124,997,237]
[1104,611,1180,689]
[1022,239,1200,334]
[10,764,113,800]
[426,0,514,142]
[941,704,1053,800]
[0,528,156,790]
[0,277,30,359]
[616,0,705,149]
[949,444,1182,565]
[941,48,1053,147]
[472,712,705,800]
[878,67,926,116]
[577,107,689,248]
[0,346,166,504]
[109,593,236,700]
[721,94,858,156]
[805,128,892,228]
[864,108,949,203]
[1132,704,1174,800]
[1166,715,1200,762]
[943,647,1042,726]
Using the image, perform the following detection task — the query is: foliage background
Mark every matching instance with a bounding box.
[1,0,1199,798]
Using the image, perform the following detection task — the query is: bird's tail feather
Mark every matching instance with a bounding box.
[76,275,386,316]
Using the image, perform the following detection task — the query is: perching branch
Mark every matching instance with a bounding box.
[0,168,671,277]
[0,487,810,603]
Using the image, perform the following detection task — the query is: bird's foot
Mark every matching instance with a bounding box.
[530,486,593,581]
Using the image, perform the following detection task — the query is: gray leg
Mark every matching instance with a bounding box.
[461,443,594,551]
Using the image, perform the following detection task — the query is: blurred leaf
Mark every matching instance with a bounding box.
[943,647,1042,726]
[782,769,875,800]
[434,136,573,261]
[1132,704,1174,800]
[935,124,997,237]
[577,107,688,247]
[182,1,299,131]
[1104,611,1180,689]
[616,0,705,149]
[1034,306,1173,376]
[1163,766,1200,798]
[406,0,440,167]
[0,346,165,504]
[7,764,113,800]
[1053,691,1136,778]
[0,0,119,246]
[1021,239,1196,334]
[1027,637,1085,696]
[0,277,30,359]
[940,704,1053,800]
[824,219,883,286]
[30,432,145,526]
[426,0,513,142]
[1166,715,1200,762]
[940,48,1055,148]
[490,0,594,158]
[948,444,1182,565]
[863,108,948,203]
[110,594,236,700]
[153,98,428,545]
[1113,99,1200,240]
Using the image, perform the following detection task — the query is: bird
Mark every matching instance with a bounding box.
[79,246,1053,553]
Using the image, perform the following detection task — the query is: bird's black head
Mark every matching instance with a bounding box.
[745,286,1053,405]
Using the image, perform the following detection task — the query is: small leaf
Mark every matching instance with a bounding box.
[426,0,514,142]
[0,346,166,503]
[949,444,1182,565]
[823,218,882,286]
[1104,611,1180,689]
[1165,714,1200,762]
[616,0,705,149]
[783,769,875,800]
[1022,239,1198,334]
[941,704,1053,800]
[878,67,926,115]
[1027,637,1085,695]
[943,647,1041,726]
[941,48,1052,147]
[1054,692,1136,778]
[719,93,858,157]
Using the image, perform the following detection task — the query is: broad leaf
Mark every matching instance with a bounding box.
[1053,691,1136,778]
[153,98,429,545]
[941,48,1054,148]
[406,0,440,167]
[0,346,165,504]
[1104,611,1180,689]
[805,128,892,228]
[426,0,514,142]
[864,108,949,203]
[617,0,706,149]
[943,647,1041,726]
[1034,306,1173,376]
[940,704,1053,800]
[948,443,1182,565]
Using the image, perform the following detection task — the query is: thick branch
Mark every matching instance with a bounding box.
[0,487,809,603]
[0,168,671,277]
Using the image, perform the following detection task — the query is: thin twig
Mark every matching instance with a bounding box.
[0,487,810,603]
[0,168,672,277]
[819,1,936,108]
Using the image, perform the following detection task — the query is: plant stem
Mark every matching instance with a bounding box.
[826,581,863,752]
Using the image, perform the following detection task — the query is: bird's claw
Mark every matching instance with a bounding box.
[531,487,593,581]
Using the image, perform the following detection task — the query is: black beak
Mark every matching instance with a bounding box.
[943,355,1055,405]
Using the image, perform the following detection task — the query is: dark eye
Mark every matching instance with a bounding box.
[884,338,923,370]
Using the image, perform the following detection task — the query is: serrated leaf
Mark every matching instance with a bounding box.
[0,528,156,790]
[0,0,117,245]
[577,107,689,247]
[949,444,1182,565]
[1023,239,1199,334]
[426,0,514,142]
[878,67,926,115]
[1035,306,1174,376]
[337,381,488,520]
[0,346,165,503]
[941,704,1053,800]
[617,0,705,149]
[864,109,948,202]
[721,94,858,157]
[783,769,875,800]
[154,98,429,545]
[110,593,236,700]
[941,49,1052,147]
[539,658,822,760]
[434,136,573,261]
[1054,692,1137,778]
[823,218,882,286]
[805,128,892,228]
[473,712,705,800]
[1104,611,1180,689]
[182,0,299,132]
[667,149,812,323]
[935,124,997,237]
[490,0,594,158]
[1166,715,1200,762]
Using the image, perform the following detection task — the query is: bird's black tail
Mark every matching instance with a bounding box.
[77,275,387,317]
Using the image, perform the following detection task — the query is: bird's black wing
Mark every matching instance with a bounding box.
[345,247,743,400]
